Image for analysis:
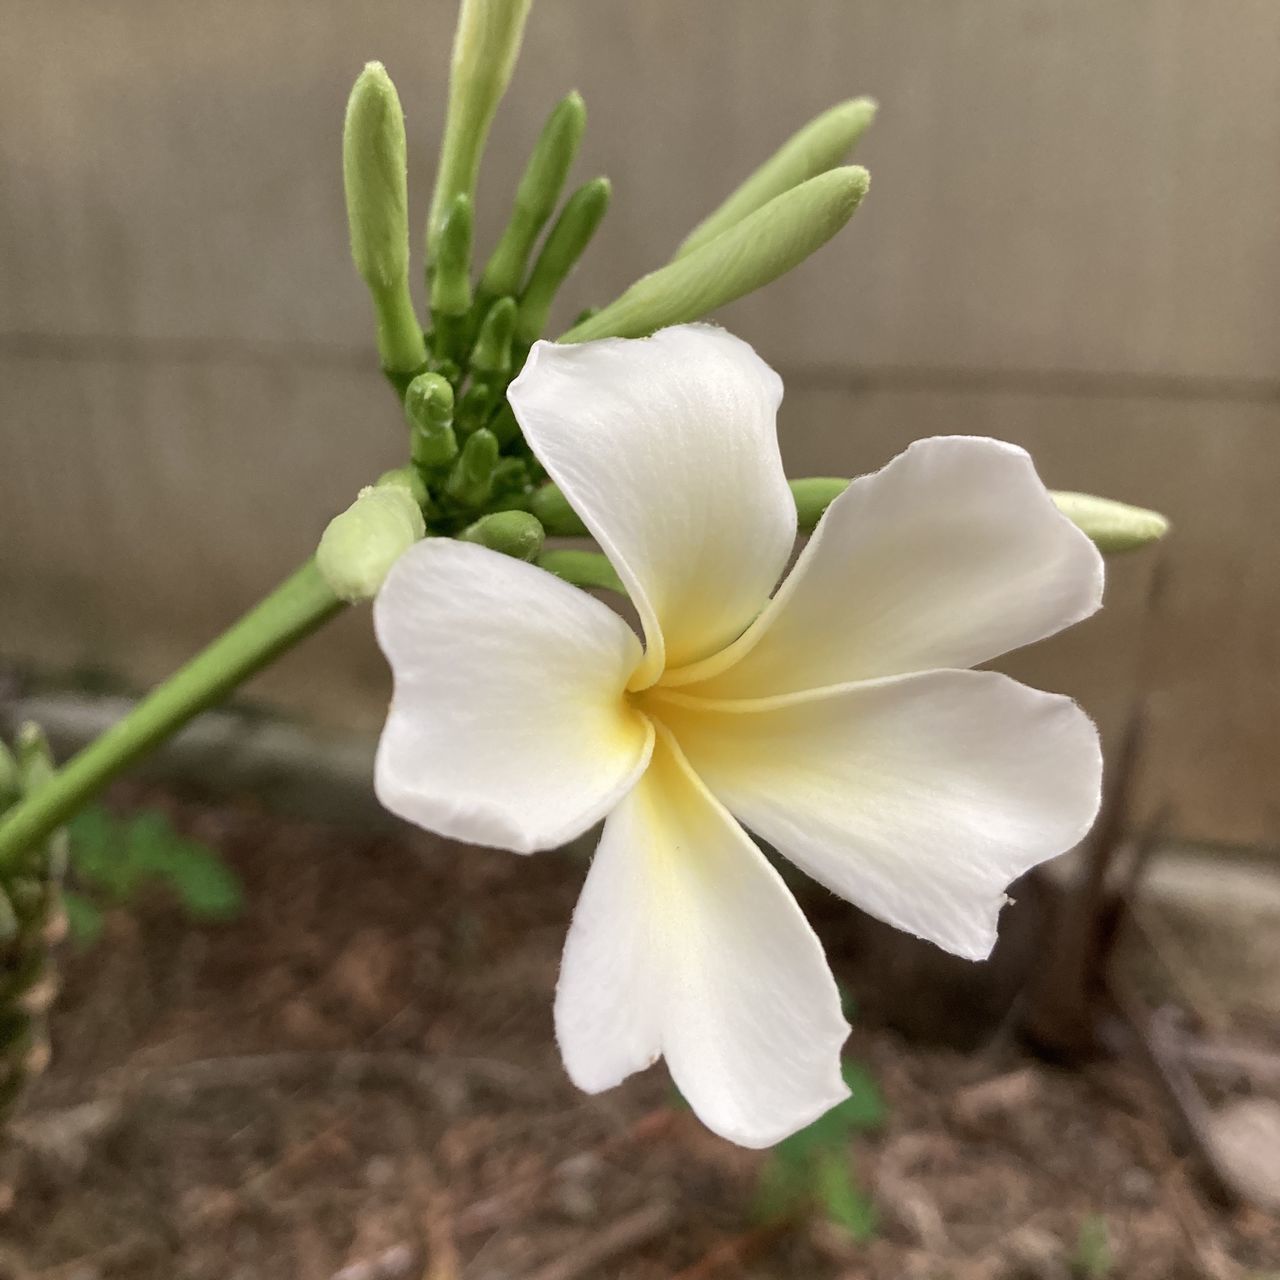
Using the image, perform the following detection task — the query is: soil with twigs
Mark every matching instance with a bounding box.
[1,783,1276,1279]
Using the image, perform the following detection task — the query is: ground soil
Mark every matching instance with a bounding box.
[1,784,1277,1279]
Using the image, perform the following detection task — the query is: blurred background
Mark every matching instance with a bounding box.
[1,3,1278,1277]
[2,0,1277,849]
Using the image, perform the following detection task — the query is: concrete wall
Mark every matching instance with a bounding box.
[1,1,1277,844]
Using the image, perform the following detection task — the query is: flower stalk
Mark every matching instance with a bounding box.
[0,563,343,873]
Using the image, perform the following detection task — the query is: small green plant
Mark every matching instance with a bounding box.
[754,1058,888,1240]
[1071,1213,1113,1278]
[63,807,244,945]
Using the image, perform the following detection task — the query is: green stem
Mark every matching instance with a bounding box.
[0,560,343,870]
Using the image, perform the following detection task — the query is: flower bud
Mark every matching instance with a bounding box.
[530,482,588,536]
[316,485,426,603]
[343,63,428,376]
[536,549,625,595]
[471,296,517,376]
[405,372,458,468]
[677,98,877,259]
[446,428,500,507]
[431,194,475,360]
[563,167,869,343]
[1050,492,1170,553]
[480,92,587,299]
[427,0,535,262]
[376,466,429,507]
[790,477,850,532]
[458,510,546,561]
[15,723,55,796]
[516,178,612,346]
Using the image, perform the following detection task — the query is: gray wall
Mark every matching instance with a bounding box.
[1,1,1278,844]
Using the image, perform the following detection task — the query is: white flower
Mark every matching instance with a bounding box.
[373,324,1104,1148]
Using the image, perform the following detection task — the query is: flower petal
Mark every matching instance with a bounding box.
[374,539,653,853]
[655,669,1102,961]
[664,436,1104,696]
[508,324,796,688]
[555,727,850,1148]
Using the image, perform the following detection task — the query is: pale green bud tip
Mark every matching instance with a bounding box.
[376,466,429,507]
[343,62,411,293]
[404,372,455,431]
[564,166,868,344]
[316,486,426,602]
[458,510,546,561]
[1051,491,1171,554]
[677,97,878,258]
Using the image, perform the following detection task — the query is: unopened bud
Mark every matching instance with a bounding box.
[343,63,428,376]
[446,428,499,506]
[405,372,458,468]
[471,296,517,375]
[376,466,429,507]
[316,485,426,602]
[677,98,876,259]
[790,477,850,532]
[427,0,534,261]
[563,167,869,343]
[458,510,546,561]
[530,482,588,536]
[15,723,54,796]
[1051,491,1170,554]
[516,178,612,346]
[480,91,587,299]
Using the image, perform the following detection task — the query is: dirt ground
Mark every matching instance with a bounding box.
[2,785,1277,1280]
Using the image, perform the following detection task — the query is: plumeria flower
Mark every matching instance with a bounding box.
[374,324,1104,1148]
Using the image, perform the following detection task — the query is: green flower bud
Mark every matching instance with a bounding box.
[431,194,474,361]
[427,0,535,262]
[15,724,54,797]
[790,477,850,532]
[458,510,546,561]
[536,549,625,596]
[405,372,458,468]
[786,475,1171,555]
[489,402,521,447]
[456,382,499,437]
[446,427,499,507]
[316,486,426,603]
[1050,491,1171,554]
[376,466,429,507]
[471,296,517,375]
[343,63,428,377]
[431,194,474,319]
[480,92,588,299]
[516,178,612,347]
[490,456,530,497]
[676,98,877,259]
[562,167,869,343]
[530,482,588,536]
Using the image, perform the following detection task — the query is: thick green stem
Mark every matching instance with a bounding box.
[0,561,343,871]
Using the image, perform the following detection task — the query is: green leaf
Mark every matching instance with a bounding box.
[161,842,244,921]
[68,807,243,922]
[835,1059,889,1133]
[814,1150,878,1241]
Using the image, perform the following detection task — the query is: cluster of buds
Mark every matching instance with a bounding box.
[0,725,67,1116]
[319,0,1167,608]
[321,0,878,602]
